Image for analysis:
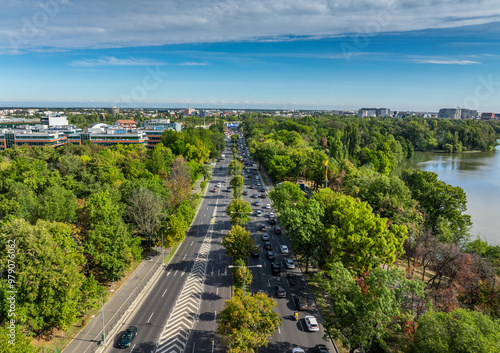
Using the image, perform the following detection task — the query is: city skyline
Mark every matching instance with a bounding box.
[2,0,500,111]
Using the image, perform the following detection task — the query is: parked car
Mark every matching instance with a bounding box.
[266,251,275,260]
[305,316,320,332]
[118,326,137,348]
[271,262,281,275]
[261,233,270,241]
[275,285,286,298]
[285,258,295,269]
[274,227,282,235]
[294,296,308,311]
[280,245,289,254]
[264,241,272,250]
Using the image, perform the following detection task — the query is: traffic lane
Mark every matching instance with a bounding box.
[104,181,222,352]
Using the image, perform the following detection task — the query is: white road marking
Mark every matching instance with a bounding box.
[162,288,168,297]
[192,343,196,353]
[212,340,214,353]
[204,213,206,217]
[268,279,270,287]
[278,326,281,334]
[130,344,136,352]
[214,311,217,321]
[147,312,154,323]
[216,288,219,295]
[191,241,194,246]
[174,270,178,276]
[183,254,187,259]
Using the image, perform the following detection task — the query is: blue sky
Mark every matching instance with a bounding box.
[2,0,500,111]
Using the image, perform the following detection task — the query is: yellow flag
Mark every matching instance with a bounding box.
[324,160,328,167]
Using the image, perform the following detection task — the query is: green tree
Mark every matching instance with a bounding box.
[316,262,425,353]
[222,225,255,261]
[0,219,89,334]
[84,190,135,282]
[268,182,306,214]
[0,323,37,353]
[37,185,77,223]
[401,169,472,244]
[217,293,281,353]
[228,159,243,176]
[226,198,253,226]
[164,212,188,247]
[279,198,324,273]
[314,189,407,274]
[412,309,500,353]
[269,155,296,181]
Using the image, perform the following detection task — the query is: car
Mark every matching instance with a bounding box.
[255,289,267,296]
[294,296,308,311]
[269,212,275,218]
[314,344,330,353]
[259,188,266,192]
[269,218,276,225]
[271,262,281,275]
[285,258,295,269]
[280,245,289,254]
[264,241,272,250]
[251,248,260,258]
[241,171,245,175]
[292,349,306,353]
[226,187,232,192]
[259,224,267,231]
[261,233,269,241]
[255,201,261,206]
[274,227,282,235]
[287,273,297,285]
[118,326,137,348]
[259,194,266,199]
[250,184,256,189]
[217,183,221,187]
[256,210,262,216]
[305,316,320,332]
[265,204,271,209]
[256,182,261,186]
[242,190,248,195]
[212,187,217,192]
[219,166,223,169]
[266,251,275,260]
[252,193,258,198]
[255,176,259,180]
[275,285,286,298]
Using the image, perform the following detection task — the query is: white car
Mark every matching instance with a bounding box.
[256,210,262,216]
[280,245,289,254]
[291,349,306,353]
[269,212,275,218]
[305,315,319,332]
[217,183,221,187]
[285,259,295,269]
[266,204,271,209]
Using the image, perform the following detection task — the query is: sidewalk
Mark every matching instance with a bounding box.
[63,251,164,353]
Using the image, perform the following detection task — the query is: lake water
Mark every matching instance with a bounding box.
[397,142,500,246]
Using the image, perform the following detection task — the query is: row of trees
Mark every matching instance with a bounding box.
[240,114,500,353]
[217,138,281,352]
[0,125,225,347]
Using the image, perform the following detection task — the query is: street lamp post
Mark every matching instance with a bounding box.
[228,264,262,297]
[96,289,114,345]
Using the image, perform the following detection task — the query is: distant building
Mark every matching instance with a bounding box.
[114,119,136,129]
[41,115,69,127]
[183,108,196,117]
[109,106,120,116]
[0,128,67,150]
[438,108,477,119]
[481,112,495,120]
[358,108,391,117]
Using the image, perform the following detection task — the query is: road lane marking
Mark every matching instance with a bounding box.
[131,344,136,352]
[214,311,217,321]
[216,288,219,295]
[147,312,154,323]
[191,241,194,246]
[204,213,206,217]
[278,326,281,334]
[174,270,178,276]
[268,279,270,287]
[162,288,168,297]
[183,254,187,260]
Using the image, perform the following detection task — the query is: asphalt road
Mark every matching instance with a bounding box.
[102,148,233,353]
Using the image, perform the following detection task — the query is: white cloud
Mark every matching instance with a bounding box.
[1,0,500,50]
[71,56,166,67]
[413,59,481,65]
[178,62,208,66]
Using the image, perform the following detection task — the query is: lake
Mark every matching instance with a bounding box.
[397,142,500,246]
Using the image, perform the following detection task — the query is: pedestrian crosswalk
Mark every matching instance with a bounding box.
[156,226,212,353]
